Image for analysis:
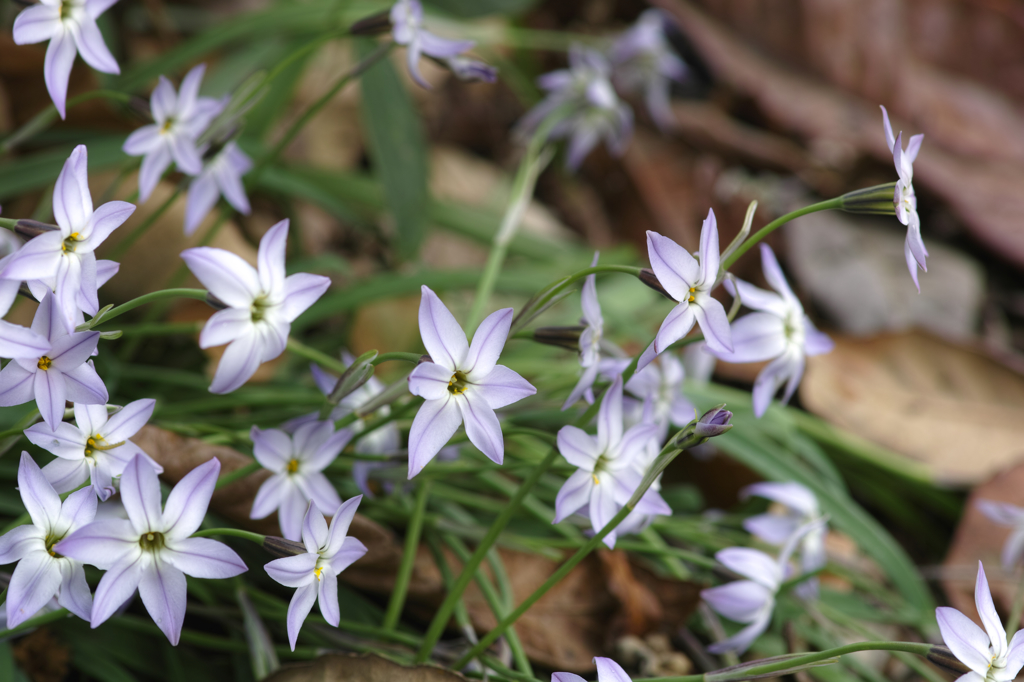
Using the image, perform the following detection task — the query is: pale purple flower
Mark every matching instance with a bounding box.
[12,0,121,119]
[936,562,1024,682]
[977,500,1024,572]
[184,141,253,236]
[390,0,475,88]
[880,106,927,291]
[122,64,226,203]
[249,421,352,542]
[181,219,331,394]
[445,55,498,83]
[264,498,367,651]
[25,399,162,501]
[1,146,135,332]
[0,453,96,628]
[553,376,667,549]
[0,232,26,319]
[712,244,833,417]
[611,9,687,131]
[742,481,827,599]
[638,210,733,370]
[517,45,634,170]
[553,657,634,682]
[406,285,536,478]
[625,352,696,441]
[56,455,247,645]
[0,291,107,429]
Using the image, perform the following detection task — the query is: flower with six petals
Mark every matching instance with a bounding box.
[880,105,927,291]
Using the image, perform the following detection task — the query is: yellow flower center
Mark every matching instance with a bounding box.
[687,286,696,303]
[140,531,165,551]
[84,435,126,458]
[447,371,470,396]
[314,565,323,581]
[286,459,300,474]
[37,356,52,371]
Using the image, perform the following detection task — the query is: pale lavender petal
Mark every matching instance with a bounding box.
[138,559,187,645]
[472,364,536,410]
[803,322,834,356]
[936,606,993,676]
[725,278,788,318]
[215,144,252,212]
[280,273,331,322]
[163,457,219,540]
[590,474,621,548]
[596,376,624,454]
[751,353,799,418]
[60,362,108,405]
[980,500,1024,527]
[317,571,340,626]
[73,13,119,74]
[653,303,695,355]
[418,30,474,59]
[56,560,93,622]
[1005,630,1024,678]
[34,366,67,429]
[565,126,600,171]
[0,525,42,565]
[6,551,61,628]
[562,363,600,411]
[1,232,63,282]
[636,341,658,372]
[594,657,633,682]
[716,547,781,588]
[250,474,288,520]
[12,4,60,44]
[251,427,293,471]
[54,145,92,230]
[90,553,145,627]
[702,580,773,623]
[647,231,699,302]
[163,537,246,579]
[55,519,137,570]
[974,563,1007,656]
[743,514,800,546]
[168,135,203,176]
[464,308,512,378]
[180,247,260,308]
[880,105,896,151]
[707,609,772,655]
[553,675,587,682]
[80,201,135,249]
[257,220,288,295]
[138,144,173,203]
[0,321,49,361]
[265,553,317,588]
[557,426,600,470]
[184,173,220,236]
[458,394,504,464]
[408,361,452,401]
[405,41,430,89]
[554,469,593,523]
[418,286,468,371]
[60,486,98,530]
[295,473,342,519]
[209,331,262,394]
[176,64,206,116]
[742,483,818,519]
[758,244,797,303]
[286,582,318,651]
[906,133,924,164]
[49,330,100,370]
[693,298,732,354]
[698,209,720,284]
[329,537,367,574]
[304,428,352,471]
[0,362,36,407]
[407,397,462,478]
[44,30,77,119]
[199,309,252,350]
[122,125,162,156]
[324,496,362,558]
[120,455,163,535]
[102,399,154,443]
[300,500,328,554]
[150,77,178,124]
[1003,530,1024,571]
[75,254,99,318]
[278,487,307,542]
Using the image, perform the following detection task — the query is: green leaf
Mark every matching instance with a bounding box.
[0,136,127,202]
[356,38,429,260]
[425,0,538,18]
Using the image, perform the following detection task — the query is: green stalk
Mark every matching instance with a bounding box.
[383,478,432,630]
[372,352,423,365]
[215,461,261,490]
[415,448,558,662]
[2,90,133,152]
[192,528,266,544]
[80,288,209,330]
[286,337,348,374]
[1008,566,1024,632]
[720,197,842,270]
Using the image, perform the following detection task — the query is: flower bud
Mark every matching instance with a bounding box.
[206,293,228,310]
[348,10,392,36]
[532,325,585,351]
[443,56,498,83]
[14,219,59,240]
[927,645,971,675]
[839,182,898,216]
[695,405,732,438]
[263,536,307,559]
[639,268,673,299]
[327,350,377,406]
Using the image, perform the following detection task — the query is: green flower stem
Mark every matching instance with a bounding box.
[81,288,209,330]
[452,490,639,669]
[192,528,266,545]
[383,478,432,631]
[114,321,204,337]
[415,448,558,662]
[0,607,69,638]
[720,197,842,271]
[250,41,394,183]
[2,89,133,152]
[637,641,935,682]
[286,337,348,374]
[1008,567,1024,632]
[0,218,17,231]
[110,187,182,259]
[510,264,644,336]
[372,352,423,365]
[215,461,261,490]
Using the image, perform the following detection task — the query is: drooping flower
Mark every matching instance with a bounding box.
[517,45,634,170]
[977,500,1024,572]
[712,243,833,417]
[56,455,247,645]
[638,210,733,370]
[936,562,1024,682]
[1,146,135,332]
[554,375,667,549]
[12,0,121,119]
[25,399,162,501]
[122,64,226,203]
[610,9,687,131]
[390,0,476,88]
[553,657,635,682]
[0,291,107,429]
[181,219,331,394]
[0,453,96,628]
[264,498,368,651]
[742,481,827,598]
[184,141,253,236]
[250,421,352,542]
[880,105,927,291]
[406,285,536,478]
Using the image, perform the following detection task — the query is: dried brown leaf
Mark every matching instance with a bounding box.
[265,653,466,682]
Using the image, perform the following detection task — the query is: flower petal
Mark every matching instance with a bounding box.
[50,330,100,370]
[180,247,260,309]
[294,472,342,520]
[0,362,36,407]
[590,473,621,548]
[265,553,317,588]
[472,364,536,410]
[716,547,781,589]
[54,145,93,230]
[707,608,772,655]
[557,425,600,470]
[73,13,119,74]
[317,571,340,626]
[301,501,329,554]
[936,606,993,676]
[329,537,368,574]
[162,457,219,540]
[102,399,155,443]
[54,519,138,570]
[693,297,732,354]
[184,172,220,236]
[0,525,42,565]
[120,455,164,535]
[702,580,773,623]
[138,144,173,203]
[44,30,77,120]
[714,313,786,364]
[56,560,93,622]
[278,487,307,542]
[163,537,246,579]
[653,303,695,355]
[457,394,504,464]
[594,657,633,682]
[138,559,187,645]
[12,4,60,44]
[286,582,318,651]
[647,231,699,302]
[698,209,721,285]
[0,321,50,359]
[60,361,108,405]
[324,496,362,558]
[596,376,624,454]
[6,551,61,628]
[17,451,61,531]
[80,201,135,250]
[209,331,262,394]
[407,397,462,478]
[464,307,512,378]
[408,361,453,401]
[250,474,289,520]
[418,286,468,371]
[974,563,1007,658]
[280,272,331,322]
[90,553,145,627]
[554,469,593,523]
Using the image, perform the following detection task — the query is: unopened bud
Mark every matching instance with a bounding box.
[349,10,392,36]
[533,325,585,351]
[639,268,673,300]
[695,405,732,438]
[327,350,377,406]
[927,645,970,675]
[263,536,306,559]
[15,219,59,240]
[206,293,228,310]
[839,182,897,216]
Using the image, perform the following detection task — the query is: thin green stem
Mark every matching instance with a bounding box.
[3,90,133,152]
[720,197,842,270]
[250,41,394,183]
[82,288,209,330]
[372,352,422,366]
[511,264,643,335]
[215,461,261,490]
[192,528,266,544]
[110,188,181,259]
[1008,567,1024,632]
[383,478,432,630]
[286,337,347,374]
[416,448,558,661]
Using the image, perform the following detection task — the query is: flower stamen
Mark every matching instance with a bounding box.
[37,356,52,371]
[447,371,469,396]
[286,459,300,474]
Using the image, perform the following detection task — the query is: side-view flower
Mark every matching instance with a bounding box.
[390,0,475,88]
[406,285,536,478]
[553,656,635,682]
[880,106,926,290]
[184,141,253,236]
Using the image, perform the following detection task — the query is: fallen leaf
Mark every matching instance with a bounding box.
[597,549,663,636]
[800,332,1024,484]
[265,653,466,682]
[12,628,70,682]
